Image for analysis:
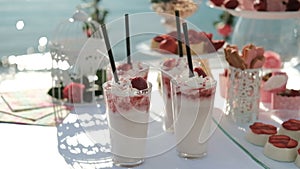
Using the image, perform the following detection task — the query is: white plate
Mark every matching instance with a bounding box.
[206,1,300,19]
[219,109,300,169]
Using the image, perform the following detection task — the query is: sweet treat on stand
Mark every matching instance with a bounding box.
[219,68,228,98]
[260,71,288,103]
[246,122,277,146]
[263,50,282,69]
[224,43,265,70]
[272,89,300,110]
[263,135,298,162]
[151,0,199,19]
[210,0,300,11]
[295,148,300,167]
[151,29,225,55]
[278,119,300,141]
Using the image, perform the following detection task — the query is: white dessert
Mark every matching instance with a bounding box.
[172,75,216,157]
[263,135,298,162]
[245,122,277,146]
[103,79,151,166]
[246,130,271,147]
[160,58,187,132]
[279,127,300,141]
[295,149,300,167]
[278,119,300,141]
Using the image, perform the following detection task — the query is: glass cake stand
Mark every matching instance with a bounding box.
[207,1,300,67]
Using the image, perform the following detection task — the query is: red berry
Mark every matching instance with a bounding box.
[217,23,232,37]
[63,82,85,103]
[159,37,178,54]
[194,67,207,77]
[254,0,267,11]
[131,77,148,90]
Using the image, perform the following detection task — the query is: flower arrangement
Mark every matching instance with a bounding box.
[214,11,235,41]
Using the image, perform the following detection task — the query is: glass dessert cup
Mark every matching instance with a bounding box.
[159,58,187,132]
[103,80,152,167]
[171,78,217,158]
[106,61,150,81]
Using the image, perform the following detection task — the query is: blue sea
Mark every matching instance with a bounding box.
[0,0,222,59]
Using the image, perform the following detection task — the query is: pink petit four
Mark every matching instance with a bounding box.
[272,89,300,110]
[279,119,300,141]
[263,135,298,162]
[219,68,229,98]
[263,50,282,69]
[260,72,288,103]
[246,122,277,146]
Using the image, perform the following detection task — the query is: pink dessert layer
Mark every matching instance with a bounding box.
[161,73,172,98]
[272,94,300,110]
[260,81,287,103]
[219,73,228,98]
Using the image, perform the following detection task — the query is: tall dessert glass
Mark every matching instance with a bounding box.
[171,76,217,158]
[103,79,152,167]
[160,58,187,132]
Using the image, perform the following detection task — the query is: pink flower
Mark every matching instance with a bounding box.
[217,23,232,38]
[63,82,85,103]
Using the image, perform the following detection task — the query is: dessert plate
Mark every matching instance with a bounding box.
[136,40,222,59]
[206,1,300,19]
[218,109,300,169]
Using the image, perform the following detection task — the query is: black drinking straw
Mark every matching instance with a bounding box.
[125,13,131,64]
[182,22,194,77]
[101,24,119,83]
[175,10,183,58]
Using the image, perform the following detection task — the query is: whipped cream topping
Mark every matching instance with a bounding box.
[176,75,215,91]
[106,78,150,97]
[117,62,149,77]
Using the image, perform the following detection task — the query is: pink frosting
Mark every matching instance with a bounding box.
[272,94,300,110]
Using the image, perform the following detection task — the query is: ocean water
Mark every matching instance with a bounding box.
[0,0,222,59]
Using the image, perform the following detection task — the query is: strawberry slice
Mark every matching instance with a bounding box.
[159,37,178,54]
[131,77,148,90]
[282,119,300,131]
[249,122,277,135]
[268,135,298,148]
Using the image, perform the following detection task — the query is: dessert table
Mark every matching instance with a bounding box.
[0,59,265,169]
[0,114,263,169]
